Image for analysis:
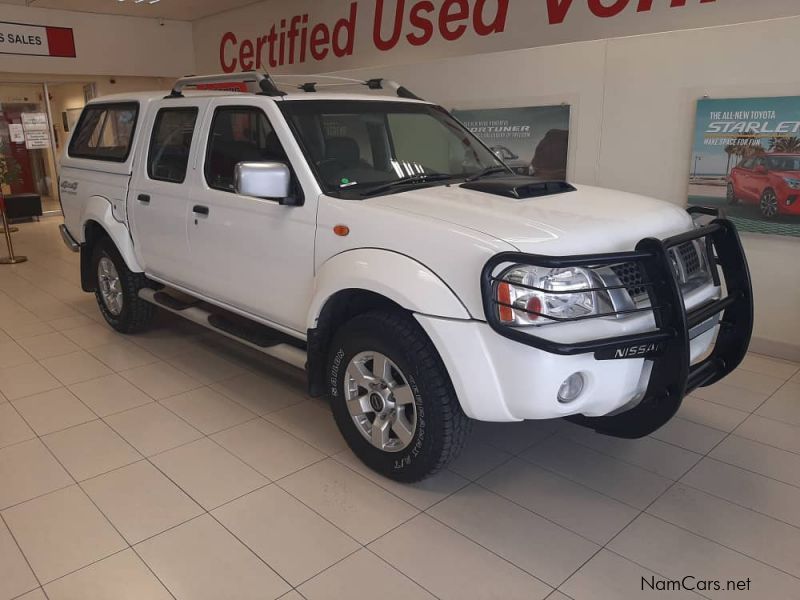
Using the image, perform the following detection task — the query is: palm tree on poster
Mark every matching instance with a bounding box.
[772,136,800,153]
[724,143,737,175]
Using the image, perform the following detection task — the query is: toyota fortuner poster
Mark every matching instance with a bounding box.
[689,96,800,238]
[452,105,570,182]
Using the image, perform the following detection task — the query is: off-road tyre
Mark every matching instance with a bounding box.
[326,310,471,482]
[92,238,155,333]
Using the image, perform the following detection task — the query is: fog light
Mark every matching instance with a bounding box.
[558,373,585,404]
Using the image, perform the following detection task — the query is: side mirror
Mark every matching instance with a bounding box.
[234,162,293,204]
[755,165,768,175]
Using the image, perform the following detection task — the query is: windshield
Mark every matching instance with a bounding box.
[766,155,800,171]
[278,100,506,197]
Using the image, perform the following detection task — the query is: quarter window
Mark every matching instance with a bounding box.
[69,103,139,162]
[204,106,288,192]
[148,108,199,183]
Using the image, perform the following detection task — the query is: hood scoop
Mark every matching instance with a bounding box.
[460,177,576,200]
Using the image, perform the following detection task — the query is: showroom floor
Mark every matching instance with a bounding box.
[0,218,799,600]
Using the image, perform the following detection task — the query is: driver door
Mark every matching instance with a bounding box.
[185,100,316,333]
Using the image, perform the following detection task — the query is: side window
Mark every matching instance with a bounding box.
[69,103,139,162]
[148,108,199,183]
[205,106,288,192]
[740,158,754,170]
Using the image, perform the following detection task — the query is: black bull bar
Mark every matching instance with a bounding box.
[480,210,754,439]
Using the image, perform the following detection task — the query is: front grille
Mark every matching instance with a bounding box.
[611,240,708,303]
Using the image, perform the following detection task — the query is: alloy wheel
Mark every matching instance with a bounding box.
[760,190,778,218]
[97,257,124,316]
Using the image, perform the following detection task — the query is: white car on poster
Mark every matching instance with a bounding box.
[58,72,753,481]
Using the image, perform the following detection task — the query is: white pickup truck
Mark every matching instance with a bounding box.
[59,72,753,481]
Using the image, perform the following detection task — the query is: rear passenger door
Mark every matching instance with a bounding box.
[129,102,201,285]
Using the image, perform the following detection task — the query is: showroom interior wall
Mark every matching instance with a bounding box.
[0,4,193,77]
[193,6,800,358]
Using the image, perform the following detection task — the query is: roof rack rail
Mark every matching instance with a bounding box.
[168,72,423,101]
[169,72,285,98]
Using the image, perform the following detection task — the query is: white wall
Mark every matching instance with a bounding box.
[0,5,194,77]
[296,15,800,356]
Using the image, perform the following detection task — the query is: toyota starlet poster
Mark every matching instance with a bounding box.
[689,96,800,238]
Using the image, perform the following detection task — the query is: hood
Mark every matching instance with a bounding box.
[368,181,694,254]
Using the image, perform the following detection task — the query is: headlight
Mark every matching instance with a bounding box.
[783,177,800,189]
[495,265,612,326]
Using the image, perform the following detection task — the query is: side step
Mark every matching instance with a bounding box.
[138,288,307,370]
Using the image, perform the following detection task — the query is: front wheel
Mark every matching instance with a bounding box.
[326,310,471,482]
[92,238,155,333]
[760,188,779,219]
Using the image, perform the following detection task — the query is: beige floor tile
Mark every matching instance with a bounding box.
[136,514,290,600]
[211,371,305,416]
[710,434,800,487]
[212,418,324,480]
[44,549,172,600]
[265,400,347,455]
[46,315,95,332]
[69,374,153,417]
[0,362,61,401]
[14,589,46,600]
[561,549,703,600]
[281,459,419,544]
[214,485,360,586]
[151,438,268,510]
[447,439,511,481]
[120,362,201,400]
[720,369,785,396]
[12,388,96,436]
[105,403,202,456]
[128,331,204,360]
[166,348,245,385]
[678,396,750,432]
[0,402,35,448]
[681,458,800,528]
[370,514,552,600]
[739,354,800,380]
[0,439,72,509]
[161,387,255,435]
[0,341,35,369]
[649,484,800,578]
[61,324,121,350]
[2,486,126,584]
[480,458,638,545]
[43,420,141,481]
[690,381,769,412]
[88,341,159,371]
[735,415,800,454]
[521,436,672,508]
[470,419,562,455]
[610,514,800,600]
[0,518,39,600]
[649,417,727,454]
[429,484,599,587]
[756,381,800,426]
[1,320,54,341]
[546,593,572,600]
[82,461,203,544]
[299,548,435,600]
[333,448,468,510]
[279,592,305,600]
[17,332,80,360]
[40,351,112,386]
[560,423,701,480]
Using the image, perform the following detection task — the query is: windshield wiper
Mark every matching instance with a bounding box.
[361,173,455,197]
[465,165,512,182]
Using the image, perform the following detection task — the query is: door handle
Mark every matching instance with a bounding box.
[137,194,150,204]
[193,205,210,216]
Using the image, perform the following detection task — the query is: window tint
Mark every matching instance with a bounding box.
[205,107,287,192]
[148,108,198,183]
[69,103,138,162]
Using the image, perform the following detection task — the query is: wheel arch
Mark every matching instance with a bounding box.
[305,249,471,397]
[79,197,142,291]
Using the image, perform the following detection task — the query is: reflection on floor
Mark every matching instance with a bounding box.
[0,217,799,600]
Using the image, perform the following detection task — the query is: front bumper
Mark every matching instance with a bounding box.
[475,209,753,438]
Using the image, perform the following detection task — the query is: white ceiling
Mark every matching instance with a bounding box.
[0,0,259,21]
